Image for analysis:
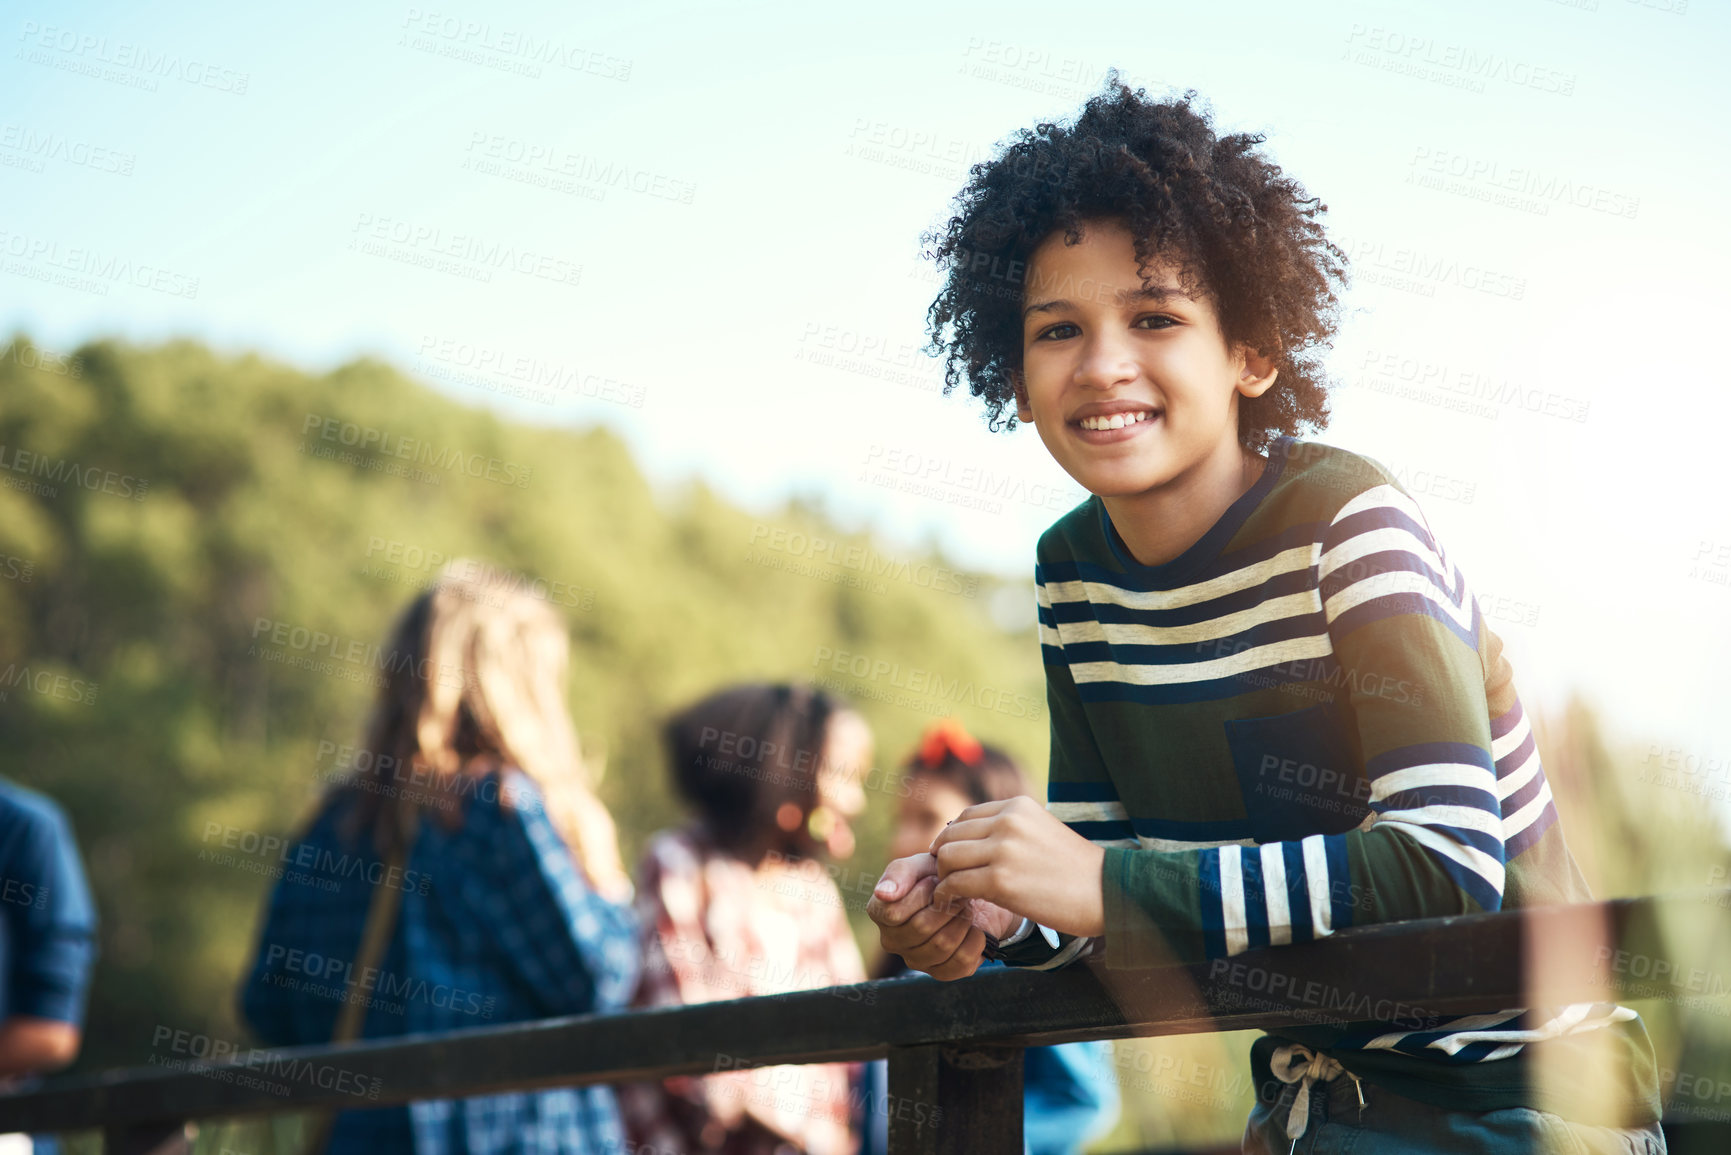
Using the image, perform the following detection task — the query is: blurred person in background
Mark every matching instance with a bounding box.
[857,719,1119,1155]
[620,683,870,1155]
[0,778,97,1155]
[238,560,639,1155]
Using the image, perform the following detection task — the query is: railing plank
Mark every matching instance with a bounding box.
[102,1121,192,1155]
[0,894,1719,1134]
[887,1045,1022,1154]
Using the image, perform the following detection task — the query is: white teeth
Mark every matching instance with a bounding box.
[1079,411,1153,431]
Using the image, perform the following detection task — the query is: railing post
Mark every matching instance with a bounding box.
[886,1043,1022,1154]
[103,1121,193,1155]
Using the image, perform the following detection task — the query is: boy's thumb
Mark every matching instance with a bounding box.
[873,854,934,901]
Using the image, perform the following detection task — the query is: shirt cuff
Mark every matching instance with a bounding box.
[992,925,1091,970]
[10,969,89,1024]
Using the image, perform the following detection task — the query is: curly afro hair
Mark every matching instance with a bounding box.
[923,74,1349,450]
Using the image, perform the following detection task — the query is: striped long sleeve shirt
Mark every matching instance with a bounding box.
[998,437,1660,1122]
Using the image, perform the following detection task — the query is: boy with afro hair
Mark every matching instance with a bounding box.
[867,75,1664,1153]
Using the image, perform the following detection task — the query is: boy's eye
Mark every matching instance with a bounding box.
[1031,315,1177,343]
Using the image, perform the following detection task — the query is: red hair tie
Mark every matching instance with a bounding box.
[916,717,983,769]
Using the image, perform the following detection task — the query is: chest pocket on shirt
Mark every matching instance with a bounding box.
[1225,702,1370,844]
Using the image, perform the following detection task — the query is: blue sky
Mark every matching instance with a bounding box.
[5,0,1729,815]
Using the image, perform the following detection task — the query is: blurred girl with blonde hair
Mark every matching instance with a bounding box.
[239,560,638,1155]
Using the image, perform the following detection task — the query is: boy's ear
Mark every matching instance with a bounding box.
[1235,348,1279,399]
[1011,371,1034,423]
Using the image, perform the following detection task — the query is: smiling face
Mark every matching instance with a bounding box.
[1013,219,1277,502]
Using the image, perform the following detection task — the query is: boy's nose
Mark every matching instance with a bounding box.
[1073,335,1140,390]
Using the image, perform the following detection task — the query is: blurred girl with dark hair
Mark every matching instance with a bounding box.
[621,683,871,1155]
[238,561,639,1155]
[859,718,1120,1155]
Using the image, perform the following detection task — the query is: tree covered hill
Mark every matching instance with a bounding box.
[0,335,1047,1071]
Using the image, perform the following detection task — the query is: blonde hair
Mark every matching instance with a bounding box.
[341,559,610,883]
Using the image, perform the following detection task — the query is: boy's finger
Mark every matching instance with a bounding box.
[929,815,997,855]
[902,908,976,961]
[872,852,939,902]
[884,894,975,951]
[926,927,987,982]
[869,873,941,927]
[869,873,934,927]
[933,867,998,909]
[951,799,1011,823]
[932,836,994,878]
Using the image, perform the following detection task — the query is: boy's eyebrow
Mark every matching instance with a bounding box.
[1021,284,1191,320]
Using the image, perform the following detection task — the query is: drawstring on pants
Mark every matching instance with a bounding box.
[1269,1044,1367,1152]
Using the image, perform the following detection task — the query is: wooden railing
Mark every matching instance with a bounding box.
[3,894,1726,1154]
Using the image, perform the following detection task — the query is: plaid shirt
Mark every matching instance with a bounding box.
[619,827,865,1155]
[238,768,640,1155]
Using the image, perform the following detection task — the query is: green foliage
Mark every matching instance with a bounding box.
[0,334,1047,1072]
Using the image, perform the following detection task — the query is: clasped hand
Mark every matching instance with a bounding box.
[864,797,1106,981]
